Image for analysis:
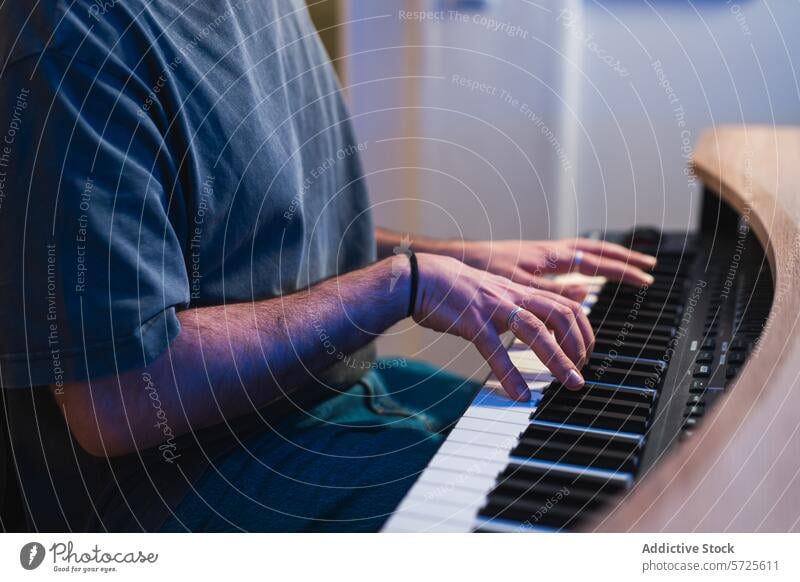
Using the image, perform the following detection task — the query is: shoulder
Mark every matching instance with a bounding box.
[0,1,152,70]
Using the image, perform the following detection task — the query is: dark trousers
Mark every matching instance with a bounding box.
[161,360,481,532]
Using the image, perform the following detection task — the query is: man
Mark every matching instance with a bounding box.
[0,0,655,531]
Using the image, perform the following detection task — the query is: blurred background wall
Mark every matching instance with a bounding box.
[307,0,800,378]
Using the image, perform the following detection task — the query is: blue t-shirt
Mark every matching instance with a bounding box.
[0,0,375,530]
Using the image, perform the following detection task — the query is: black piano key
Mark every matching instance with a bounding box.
[597,281,684,296]
[479,464,627,529]
[500,461,629,497]
[590,307,680,322]
[593,289,679,305]
[593,328,674,343]
[494,476,619,508]
[564,381,656,399]
[512,437,638,473]
[519,423,642,454]
[533,405,649,434]
[591,300,683,317]
[593,320,677,337]
[592,342,667,360]
[534,397,650,427]
[591,306,682,322]
[649,269,689,281]
[586,356,665,373]
[582,366,662,388]
[495,463,628,495]
[540,391,652,415]
[488,482,616,515]
[479,497,591,530]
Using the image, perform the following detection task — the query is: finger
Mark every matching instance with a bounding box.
[551,295,594,356]
[508,310,585,391]
[521,297,587,368]
[578,252,655,288]
[510,271,588,302]
[571,239,657,270]
[518,287,595,359]
[473,327,531,402]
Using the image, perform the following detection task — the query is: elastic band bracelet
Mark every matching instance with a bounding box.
[408,252,419,318]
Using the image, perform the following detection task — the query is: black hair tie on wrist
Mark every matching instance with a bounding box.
[408,251,419,318]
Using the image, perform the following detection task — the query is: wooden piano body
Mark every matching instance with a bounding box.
[599,125,800,532]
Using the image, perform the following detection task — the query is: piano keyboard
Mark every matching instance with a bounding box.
[383,228,772,533]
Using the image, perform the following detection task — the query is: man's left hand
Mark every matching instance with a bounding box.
[455,238,657,300]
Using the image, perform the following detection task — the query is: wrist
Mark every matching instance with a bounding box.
[381,254,412,321]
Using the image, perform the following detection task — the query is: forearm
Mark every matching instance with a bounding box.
[55,257,410,457]
[164,258,410,431]
[375,226,471,261]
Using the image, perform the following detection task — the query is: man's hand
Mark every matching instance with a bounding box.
[375,229,657,301]
[457,238,656,298]
[412,254,595,402]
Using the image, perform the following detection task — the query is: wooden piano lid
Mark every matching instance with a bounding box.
[595,125,800,532]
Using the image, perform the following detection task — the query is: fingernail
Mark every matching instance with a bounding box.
[566,369,584,390]
[645,256,658,268]
[643,274,655,286]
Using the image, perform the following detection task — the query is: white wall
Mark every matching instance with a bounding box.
[344,0,577,239]
[571,0,800,235]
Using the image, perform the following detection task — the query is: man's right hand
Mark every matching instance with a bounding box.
[411,254,595,402]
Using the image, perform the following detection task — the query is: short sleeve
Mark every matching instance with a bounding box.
[0,51,189,388]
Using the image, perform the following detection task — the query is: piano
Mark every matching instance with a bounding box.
[383,126,800,532]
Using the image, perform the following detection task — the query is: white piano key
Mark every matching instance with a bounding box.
[402,481,489,507]
[436,440,514,463]
[446,428,520,449]
[452,416,526,436]
[473,516,554,533]
[384,512,474,533]
[415,467,494,492]
[428,453,508,477]
[387,500,480,532]
[434,444,513,469]
[515,363,553,378]
[507,455,633,484]
[395,498,482,526]
[438,423,530,448]
[383,511,454,532]
[463,405,533,423]
[506,347,545,361]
